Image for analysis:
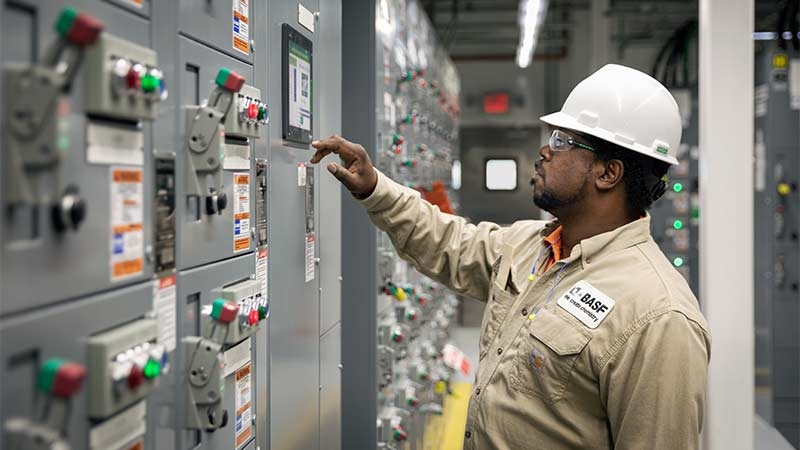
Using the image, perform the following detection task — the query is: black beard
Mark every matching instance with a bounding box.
[533,185,584,214]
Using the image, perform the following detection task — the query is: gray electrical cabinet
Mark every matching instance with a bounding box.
[1,1,342,450]
[649,88,700,296]
[343,1,462,448]
[753,42,800,447]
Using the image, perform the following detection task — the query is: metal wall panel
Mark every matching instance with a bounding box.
[1,0,155,315]
[266,0,323,448]
[320,323,342,450]
[0,281,154,450]
[317,0,343,335]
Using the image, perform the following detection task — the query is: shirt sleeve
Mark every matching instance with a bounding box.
[359,169,508,301]
[598,310,711,450]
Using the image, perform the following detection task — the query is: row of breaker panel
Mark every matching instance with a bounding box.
[1,1,341,450]
[371,1,462,448]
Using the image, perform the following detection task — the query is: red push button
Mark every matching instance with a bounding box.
[52,362,86,398]
[248,309,259,326]
[126,66,141,90]
[247,103,258,119]
[128,364,144,389]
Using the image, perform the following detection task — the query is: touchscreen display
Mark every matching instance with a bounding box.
[288,41,311,132]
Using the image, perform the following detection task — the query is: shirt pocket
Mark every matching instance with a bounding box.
[509,308,592,404]
[479,281,517,361]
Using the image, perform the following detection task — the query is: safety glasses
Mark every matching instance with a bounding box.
[548,129,598,153]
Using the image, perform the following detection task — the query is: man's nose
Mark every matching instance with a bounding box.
[538,144,551,160]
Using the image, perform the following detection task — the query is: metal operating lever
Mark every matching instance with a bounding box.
[184,68,245,215]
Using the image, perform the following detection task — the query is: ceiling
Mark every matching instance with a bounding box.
[422,0,786,62]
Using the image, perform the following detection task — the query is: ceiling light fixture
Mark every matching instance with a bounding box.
[516,0,549,68]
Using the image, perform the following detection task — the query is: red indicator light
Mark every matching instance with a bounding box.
[126,66,141,90]
[483,92,510,114]
[248,309,260,325]
[247,103,258,119]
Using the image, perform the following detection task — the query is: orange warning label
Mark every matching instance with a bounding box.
[234,238,250,252]
[234,174,250,184]
[112,223,144,234]
[113,259,144,278]
[233,36,249,54]
[113,169,143,183]
[234,212,250,221]
[159,274,176,289]
[111,167,144,282]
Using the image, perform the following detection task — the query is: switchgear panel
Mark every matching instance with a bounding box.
[342,0,463,447]
[753,42,800,447]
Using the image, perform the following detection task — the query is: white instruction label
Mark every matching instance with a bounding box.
[90,400,146,450]
[557,280,616,329]
[298,3,315,33]
[297,163,307,186]
[235,363,253,449]
[791,59,800,109]
[305,232,315,282]
[233,173,251,253]
[153,275,177,352]
[232,0,250,55]
[110,167,144,281]
[256,247,268,300]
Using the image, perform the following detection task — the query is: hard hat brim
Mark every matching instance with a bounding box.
[539,111,680,166]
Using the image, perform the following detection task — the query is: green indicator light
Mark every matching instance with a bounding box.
[55,7,78,38]
[38,358,65,393]
[257,106,266,121]
[258,305,268,320]
[673,182,683,193]
[143,359,160,379]
[141,73,159,93]
[210,298,226,320]
[673,219,684,230]
[57,135,70,151]
[673,257,685,267]
[692,207,700,219]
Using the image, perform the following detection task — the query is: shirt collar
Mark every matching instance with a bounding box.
[537,215,652,269]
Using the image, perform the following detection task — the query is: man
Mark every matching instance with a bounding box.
[311,64,711,450]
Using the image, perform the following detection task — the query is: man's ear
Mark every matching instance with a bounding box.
[595,159,624,192]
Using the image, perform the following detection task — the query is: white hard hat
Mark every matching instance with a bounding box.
[540,64,682,165]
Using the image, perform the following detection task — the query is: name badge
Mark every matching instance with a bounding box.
[557,280,615,329]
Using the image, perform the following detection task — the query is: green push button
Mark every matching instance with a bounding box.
[215,67,232,88]
[257,106,266,121]
[141,73,159,93]
[55,7,78,38]
[143,359,160,379]
[258,305,268,320]
[210,298,227,321]
[38,358,65,393]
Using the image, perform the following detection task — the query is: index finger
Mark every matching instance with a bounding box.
[309,136,342,163]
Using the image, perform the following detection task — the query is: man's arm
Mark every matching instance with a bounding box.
[310,135,506,300]
[598,311,711,450]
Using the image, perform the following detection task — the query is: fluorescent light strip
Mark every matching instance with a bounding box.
[516,0,549,68]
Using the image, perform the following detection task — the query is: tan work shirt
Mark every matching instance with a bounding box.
[361,170,711,450]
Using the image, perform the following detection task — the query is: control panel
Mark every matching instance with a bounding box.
[225,84,267,139]
[87,318,163,419]
[84,33,166,120]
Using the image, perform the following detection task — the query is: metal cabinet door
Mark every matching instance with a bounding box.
[178,0,254,64]
[1,1,155,315]
[176,36,255,269]
[0,281,155,450]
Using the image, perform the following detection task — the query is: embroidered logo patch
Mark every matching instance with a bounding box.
[557,280,616,329]
[528,348,546,371]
